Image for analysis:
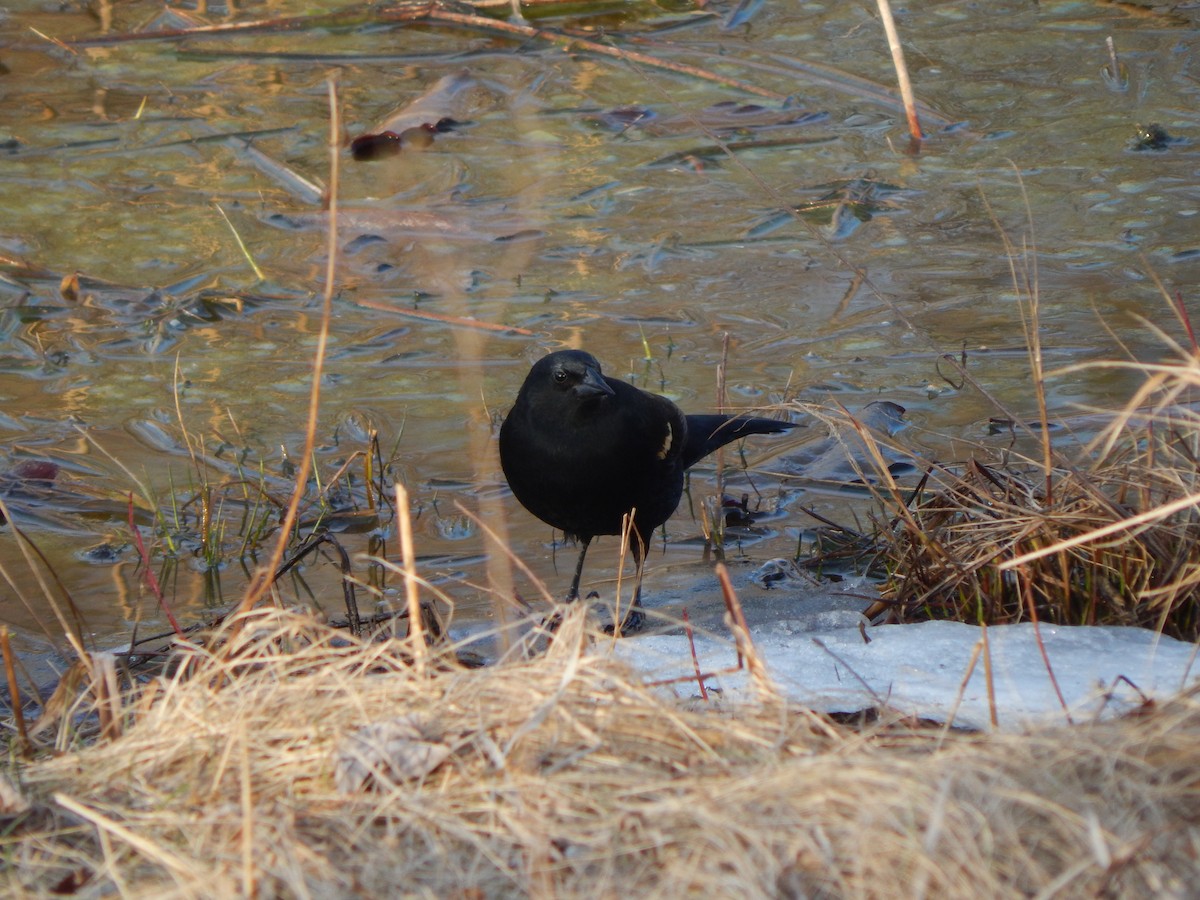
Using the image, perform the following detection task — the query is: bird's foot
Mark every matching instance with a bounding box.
[562,589,598,604]
[542,590,597,632]
[559,590,644,636]
[604,605,645,637]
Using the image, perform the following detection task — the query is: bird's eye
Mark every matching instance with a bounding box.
[553,370,568,384]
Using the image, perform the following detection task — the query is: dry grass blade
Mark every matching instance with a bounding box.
[394,482,426,677]
[715,563,776,701]
[52,792,204,885]
[875,0,922,142]
[453,501,551,610]
[0,495,88,664]
[610,511,640,639]
[237,77,342,620]
[1,627,30,753]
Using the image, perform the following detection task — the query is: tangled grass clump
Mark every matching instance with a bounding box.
[876,341,1200,641]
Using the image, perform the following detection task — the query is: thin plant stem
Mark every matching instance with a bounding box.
[875,0,923,142]
[396,482,426,678]
[237,76,341,620]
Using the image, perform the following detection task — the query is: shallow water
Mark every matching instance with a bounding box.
[0,1,1197,664]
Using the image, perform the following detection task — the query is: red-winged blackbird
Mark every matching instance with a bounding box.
[499,349,795,630]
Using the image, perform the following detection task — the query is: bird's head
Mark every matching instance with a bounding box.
[531,350,616,404]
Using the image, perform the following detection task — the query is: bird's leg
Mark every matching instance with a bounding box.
[611,531,647,636]
[566,536,591,602]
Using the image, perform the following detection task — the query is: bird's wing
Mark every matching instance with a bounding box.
[681,414,794,469]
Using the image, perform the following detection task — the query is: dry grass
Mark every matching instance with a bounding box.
[3,605,1198,898]
[880,448,1200,639]
[859,337,1200,641]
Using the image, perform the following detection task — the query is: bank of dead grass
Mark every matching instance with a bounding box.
[3,605,1198,898]
[850,337,1200,642]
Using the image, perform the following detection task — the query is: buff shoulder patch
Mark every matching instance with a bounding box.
[657,422,673,460]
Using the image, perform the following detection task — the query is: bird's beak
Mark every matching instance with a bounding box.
[576,368,615,400]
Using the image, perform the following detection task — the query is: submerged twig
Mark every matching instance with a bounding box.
[274,531,360,636]
[64,9,366,45]
[381,7,789,101]
[62,6,786,100]
[352,295,533,336]
[215,204,265,282]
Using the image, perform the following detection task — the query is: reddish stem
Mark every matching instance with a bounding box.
[128,493,185,638]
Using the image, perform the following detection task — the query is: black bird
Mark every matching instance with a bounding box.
[499,349,795,629]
